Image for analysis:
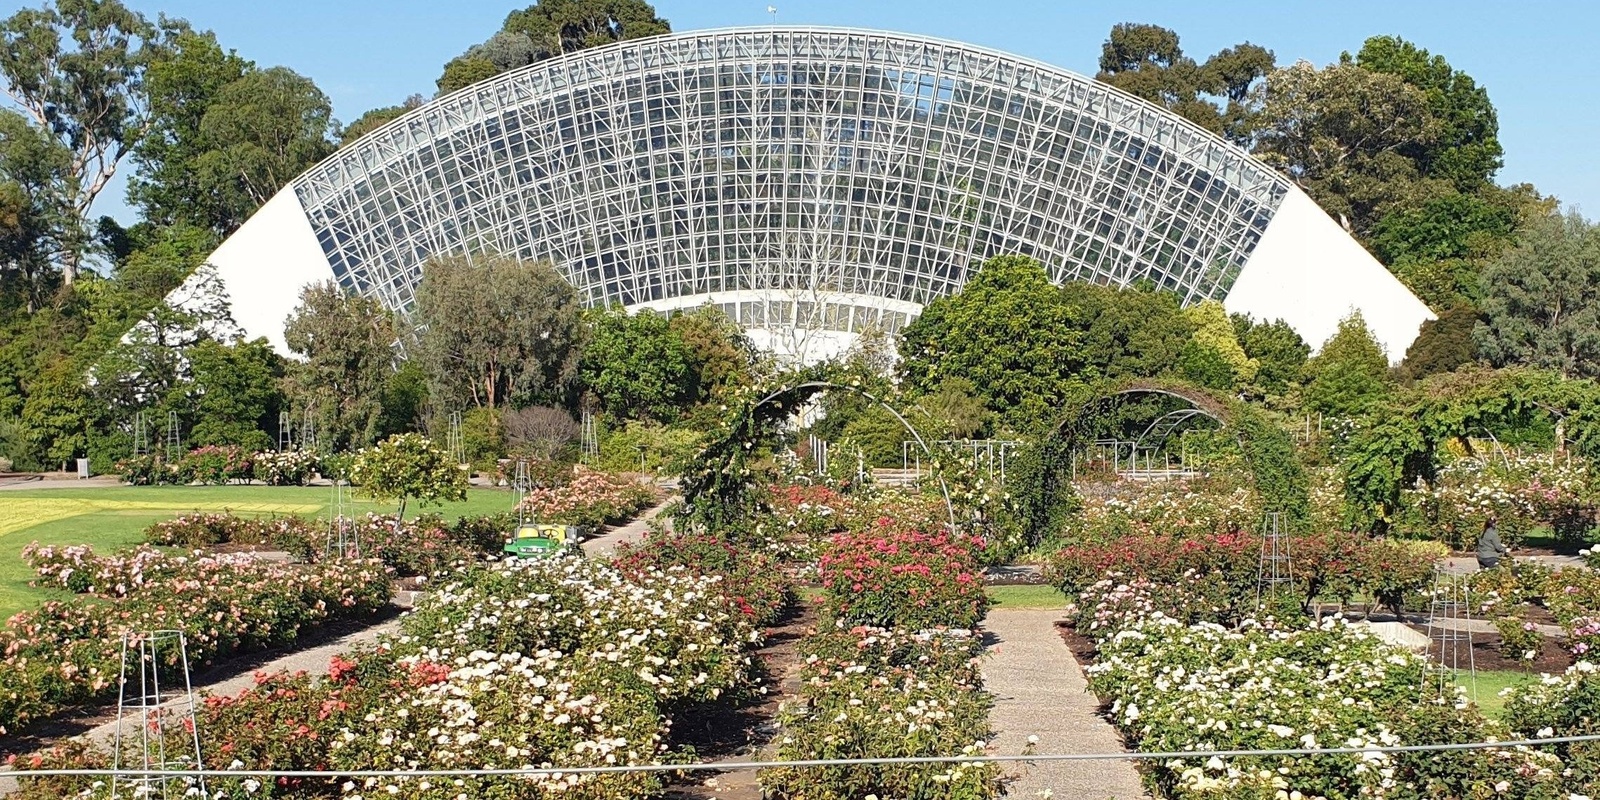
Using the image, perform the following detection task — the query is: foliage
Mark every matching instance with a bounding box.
[1476,210,1600,379]
[184,336,283,451]
[126,22,252,235]
[1253,60,1436,236]
[900,255,1085,431]
[191,66,336,223]
[1493,615,1543,663]
[1501,661,1600,795]
[0,0,166,285]
[414,254,582,409]
[437,0,670,93]
[141,511,320,558]
[1397,452,1598,548]
[580,306,696,422]
[1397,303,1480,381]
[501,404,579,461]
[1076,595,1561,798]
[1182,299,1257,388]
[338,93,423,144]
[818,521,990,630]
[516,466,655,531]
[596,416,702,474]
[761,625,1000,800]
[1060,281,1194,382]
[282,280,396,452]
[349,433,468,518]
[1302,312,1391,416]
[251,448,319,486]
[667,304,755,402]
[1233,315,1309,396]
[0,544,390,736]
[1353,35,1502,191]
[1094,23,1274,144]
[612,529,793,625]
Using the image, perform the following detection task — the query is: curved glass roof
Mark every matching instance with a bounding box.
[292,27,1292,334]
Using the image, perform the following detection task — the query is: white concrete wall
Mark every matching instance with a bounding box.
[169,187,335,354]
[1225,186,1434,363]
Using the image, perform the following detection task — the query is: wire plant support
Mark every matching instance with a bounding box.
[446,410,466,467]
[111,630,206,799]
[1255,511,1293,609]
[326,473,357,559]
[1423,568,1478,703]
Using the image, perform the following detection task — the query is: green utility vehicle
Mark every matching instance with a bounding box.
[503,522,581,558]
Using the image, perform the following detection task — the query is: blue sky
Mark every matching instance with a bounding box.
[15,0,1598,224]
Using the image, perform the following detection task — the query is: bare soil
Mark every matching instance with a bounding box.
[1409,623,1574,673]
[661,600,818,800]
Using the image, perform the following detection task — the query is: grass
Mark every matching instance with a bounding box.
[1457,669,1543,720]
[987,583,1067,609]
[0,484,520,619]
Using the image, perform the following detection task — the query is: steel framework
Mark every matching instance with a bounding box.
[294,28,1289,335]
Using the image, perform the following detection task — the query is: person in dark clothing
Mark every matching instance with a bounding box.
[1476,517,1508,569]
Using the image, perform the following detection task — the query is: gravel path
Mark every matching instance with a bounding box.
[982,608,1148,800]
[580,496,675,557]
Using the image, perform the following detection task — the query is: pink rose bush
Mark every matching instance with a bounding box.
[517,466,656,531]
[818,520,990,630]
[0,544,391,737]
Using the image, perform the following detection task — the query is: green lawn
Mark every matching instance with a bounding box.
[987,583,1068,609]
[0,484,519,619]
[1458,669,1543,720]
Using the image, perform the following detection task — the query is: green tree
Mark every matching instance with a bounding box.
[339,94,424,144]
[1398,303,1479,382]
[193,66,335,228]
[1060,281,1192,381]
[899,255,1084,430]
[1368,192,1516,308]
[183,337,283,451]
[437,0,670,94]
[1302,312,1391,416]
[579,306,695,422]
[0,0,167,285]
[1476,211,1600,379]
[283,281,397,451]
[1353,35,1502,191]
[17,360,91,468]
[350,433,468,519]
[0,111,73,310]
[1181,299,1257,387]
[667,305,753,403]
[376,360,429,438]
[909,377,991,441]
[1095,23,1273,144]
[1253,61,1437,235]
[415,254,582,410]
[1233,315,1309,395]
[127,23,251,235]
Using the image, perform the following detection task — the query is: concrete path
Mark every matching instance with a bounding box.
[982,608,1148,800]
[1440,554,1586,574]
[580,497,675,557]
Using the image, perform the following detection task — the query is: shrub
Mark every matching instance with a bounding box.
[349,433,467,517]
[516,466,655,531]
[1502,662,1600,794]
[1494,615,1543,662]
[178,444,253,485]
[818,521,989,630]
[761,624,1000,800]
[141,512,321,559]
[613,530,794,625]
[0,546,390,735]
[251,448,320,485]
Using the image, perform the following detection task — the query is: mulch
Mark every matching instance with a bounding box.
[1409,623,1575,673]
[660,599,819,800]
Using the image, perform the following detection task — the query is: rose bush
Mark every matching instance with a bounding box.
[0,546,390,737]
[818,520,990,630]
[517,467,656,532]
[761,623,1000,800]
[612,530,794,625]
[1398,453,1599,548]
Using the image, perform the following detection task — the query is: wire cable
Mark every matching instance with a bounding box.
[8,733,1600,779]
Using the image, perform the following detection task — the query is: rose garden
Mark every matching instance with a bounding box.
[0,365,1598,800]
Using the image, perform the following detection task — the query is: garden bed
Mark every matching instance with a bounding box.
[662,600,818,800]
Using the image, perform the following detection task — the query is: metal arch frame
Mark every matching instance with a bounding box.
[285,27,1293,344]
[1132,407,1222,454]
[753,381,957,532]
